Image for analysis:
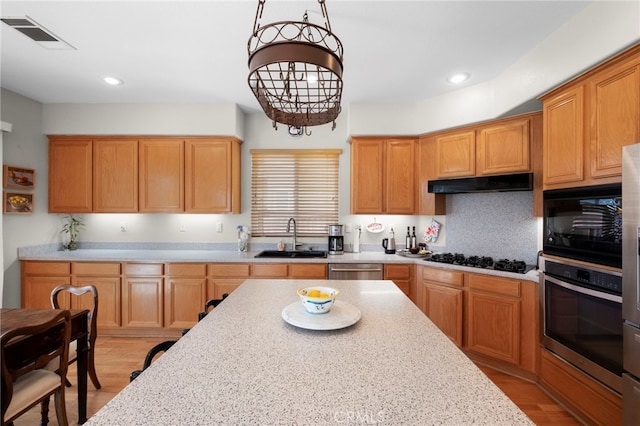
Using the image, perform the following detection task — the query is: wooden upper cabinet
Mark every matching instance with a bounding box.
[93,139,139,212]
[477,118,530,175]
[49,137,93,213]
[541,44,640,189]
[139,139,184,212]
[185,138,241,213]
[435,130,475,178]
[350,137,416,214]
[589,54,640,179]
[350,138,385,213]
[542,87,585,187]
[417,135,446,216]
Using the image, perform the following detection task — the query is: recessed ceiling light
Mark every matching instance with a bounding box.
[447,73,470,84]
[103,76,123,86]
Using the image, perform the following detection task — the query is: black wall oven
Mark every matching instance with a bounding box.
[543,184,622,268]
[542,257,623,393]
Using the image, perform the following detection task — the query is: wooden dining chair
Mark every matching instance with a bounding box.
[49,284,102,390]
[1,309,72,426]
[129,340,177,382]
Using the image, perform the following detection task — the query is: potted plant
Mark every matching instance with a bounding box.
[62,215,85,250]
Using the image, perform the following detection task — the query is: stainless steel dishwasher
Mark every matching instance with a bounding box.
[327,263,384,280]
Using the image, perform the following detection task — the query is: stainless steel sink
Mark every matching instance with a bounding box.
[254,250,327,258]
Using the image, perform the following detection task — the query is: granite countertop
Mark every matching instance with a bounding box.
[18,247,540,282]
[86,279,533,425]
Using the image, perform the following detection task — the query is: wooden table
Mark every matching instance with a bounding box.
[1,308,89,424]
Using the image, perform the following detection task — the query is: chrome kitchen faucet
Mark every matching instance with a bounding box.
[286,217,301,251]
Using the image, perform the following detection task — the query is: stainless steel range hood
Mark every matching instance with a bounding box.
[427,173,533,194]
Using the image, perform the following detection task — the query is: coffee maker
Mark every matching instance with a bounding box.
[328,224,344,255]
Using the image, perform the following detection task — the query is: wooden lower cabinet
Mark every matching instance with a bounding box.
[208,263,251,299]
[251,263,327,279]
[419,267,464,347]
[72,262,121,330]
[164,263,207,330]
[539,349,622,425]
[424,283,463,347]
[417,266,538,375]
[21,261,72,308]
[122,263,164,329]
[384,264,413,298]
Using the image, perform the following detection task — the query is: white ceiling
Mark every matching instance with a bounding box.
[1,1,591,113]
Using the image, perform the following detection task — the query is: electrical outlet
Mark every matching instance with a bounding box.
[120,222,127,232]
[179,223,187,232]
[216,222,223,233]
[345,224,352,233]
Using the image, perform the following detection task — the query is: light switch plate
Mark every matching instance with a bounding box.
[216,222,223,233]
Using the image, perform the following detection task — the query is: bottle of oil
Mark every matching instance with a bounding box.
[405,226,411,250]
[411,226,417,249]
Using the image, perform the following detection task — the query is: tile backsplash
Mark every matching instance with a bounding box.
[441,191,539,265]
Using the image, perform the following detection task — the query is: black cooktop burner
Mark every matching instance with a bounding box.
[427,253,532,274]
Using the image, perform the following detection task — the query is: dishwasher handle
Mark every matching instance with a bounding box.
[328,267,383,273]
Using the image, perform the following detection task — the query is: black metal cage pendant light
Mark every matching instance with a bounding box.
[247,0,344,132]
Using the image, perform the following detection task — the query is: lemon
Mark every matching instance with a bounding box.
[308,290,321,297]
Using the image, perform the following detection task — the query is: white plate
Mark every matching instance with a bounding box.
[282,300,361,330]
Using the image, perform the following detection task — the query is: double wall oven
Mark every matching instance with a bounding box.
[542,183,624,394]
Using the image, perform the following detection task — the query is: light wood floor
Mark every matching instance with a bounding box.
[13,337,580,425]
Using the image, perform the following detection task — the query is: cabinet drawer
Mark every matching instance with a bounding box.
[209,263,251,277]
[468,274,521,297]
[289,263,327,279]
[73,262,121,276]
[125,263,164,276]
[166,263,206,276]
[23,261,71,275]
[385,264,411,279]
[422,267,464,287]
[252,263,288,278]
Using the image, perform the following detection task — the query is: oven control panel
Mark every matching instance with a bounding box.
[545,259,622,295]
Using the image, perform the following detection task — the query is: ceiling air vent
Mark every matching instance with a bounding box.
[1,16,75,49]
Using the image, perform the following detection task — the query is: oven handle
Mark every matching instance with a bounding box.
[545,275,622,303]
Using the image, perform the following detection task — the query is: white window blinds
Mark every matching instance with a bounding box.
[251,149,341,237]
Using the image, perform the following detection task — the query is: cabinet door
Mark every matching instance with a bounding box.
[122,277,164,328]
[139,139,184,212]
[73,276,122,328]
[350,139,384,214]
[49,138,93,213]
[417,136,446,216]
[385,139,416,214]
[164,277,206,329]
[385,264,412,297]
[466,291,521,365]
[185,139,241,213]
[93,139,138,212]
[543,87,585,187]
[589,57,640,179]
[435,130,475,178]
[477,119,530,175]
[423,283,463,347]
[22,276,71,309]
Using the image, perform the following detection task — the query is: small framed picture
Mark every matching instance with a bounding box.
[3,165,35,190]
[3,191,34,214]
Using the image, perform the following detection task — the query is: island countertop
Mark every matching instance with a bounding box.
[86,279,533,425]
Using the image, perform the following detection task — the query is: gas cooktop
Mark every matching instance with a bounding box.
[426,253,535,274]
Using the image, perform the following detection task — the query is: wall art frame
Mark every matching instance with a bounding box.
[3,165,35,190]
[3,191,34,214]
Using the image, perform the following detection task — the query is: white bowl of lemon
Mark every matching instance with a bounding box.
[297,286,339,314]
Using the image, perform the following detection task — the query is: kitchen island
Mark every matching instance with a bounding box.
[86,279,532,425]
